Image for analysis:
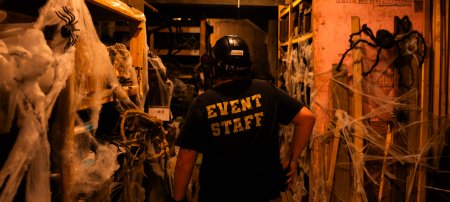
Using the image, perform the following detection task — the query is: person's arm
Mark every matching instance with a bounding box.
[173,148,198,201]
[284,106,316,183]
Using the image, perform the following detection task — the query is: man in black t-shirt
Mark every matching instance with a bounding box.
[172,35,315,202]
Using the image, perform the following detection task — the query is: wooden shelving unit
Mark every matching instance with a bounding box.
[278,0,313,60]
[278,0,313,106]
[277,2,314,201]
[72,0,147,111]
[148,19,208,57]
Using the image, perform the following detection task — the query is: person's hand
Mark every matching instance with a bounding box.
[282,158,297,189]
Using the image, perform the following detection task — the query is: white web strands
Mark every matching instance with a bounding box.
[0,0,148,200]
[0,0,77,200]
[278,34,448,201]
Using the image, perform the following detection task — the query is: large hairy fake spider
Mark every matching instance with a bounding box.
[55,6,79,51]
[336,16,426,89]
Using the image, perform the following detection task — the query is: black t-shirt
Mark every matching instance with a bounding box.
[176,79,304,202]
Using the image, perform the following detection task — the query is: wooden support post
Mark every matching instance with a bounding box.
[200,19,207,58]
[326,66,349,202]
[432,0,442,117]
[446,0,450,116]
[378,124,392,202]
[411,0,432,201]
[406,0,432,200]
[351,16,364,202]
[430,0,443,196]
[60,72,75,202]
[129,20,146,99]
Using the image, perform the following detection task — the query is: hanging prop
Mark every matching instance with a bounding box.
[336,16,426,89]
[55,6,79,52]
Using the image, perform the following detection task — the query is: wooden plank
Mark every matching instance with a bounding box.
[149,0,278,6]
[432,0,441,117]
[86,0,145,21]
[326,66,349,202]
[351,16,364,202]
[279,41,290,47]
[292,32,313,44]
[280,6,290,18]
[415,0,432,201]
[129,21,146,98]
[447,0,450,116]
[406,1,432,200]
[278,5,286,61]
[292,0,303,7]
[200,19,207,58]
[60,70,75,201]
[149,30,155,52]
[153,49,200,56]
[378,125,392,202]
[147,26,201,33]
[430,0,442,199]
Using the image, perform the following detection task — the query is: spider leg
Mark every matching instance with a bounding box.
[55,10,69,24]
[362,47,382,76]
[63,7,75,23]
[70,35,78,46]
[361,25,378,45]
[64,37,71,52]
[348,28,366,46]
[336,39,374,72]
[73,20,80,32]
[67,36,76,49]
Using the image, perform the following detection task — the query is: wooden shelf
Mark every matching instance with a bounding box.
[292,0,303,7]
[148,26,201,33]
[279,41,290,47]
[86,0,145,21]
[279,6,290,18]
[304,9,312,15]
[292,32,313,43]
[153,49,200,56]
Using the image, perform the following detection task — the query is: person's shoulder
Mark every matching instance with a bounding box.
[192,89,216,104]
[252,79,277,89]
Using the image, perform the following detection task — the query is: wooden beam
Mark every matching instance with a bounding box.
[378,125,392,202]
[147,0,278,7]
[87,0,145,21]
[435,0,445,117]
[412,0,432,201]
[351,16,364,202]
[446,0,450,116]
[129,20,146,99]
[148,26,201,33]
[151,49,200,56]
[326,66,349,202]
[199,19,207,58]
[60,69,75,201]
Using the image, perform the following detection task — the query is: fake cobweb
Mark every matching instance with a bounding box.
[278,27,448,201]
[0,0,176,201]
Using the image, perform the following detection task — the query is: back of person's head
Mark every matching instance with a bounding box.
[211,35,252,80]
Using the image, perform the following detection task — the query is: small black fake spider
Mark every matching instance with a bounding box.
[336,16,426,88]
[55,6,79,52]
